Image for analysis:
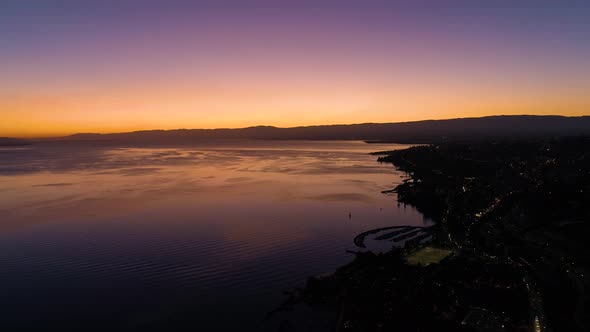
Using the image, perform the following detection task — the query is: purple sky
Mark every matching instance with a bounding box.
[2,1,589,136]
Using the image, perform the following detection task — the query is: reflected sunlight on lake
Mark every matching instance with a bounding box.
[0,140,430,330]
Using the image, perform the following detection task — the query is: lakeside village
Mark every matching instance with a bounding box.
[268,137,590,332]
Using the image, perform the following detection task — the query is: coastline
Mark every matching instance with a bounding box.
[267,139,590,331]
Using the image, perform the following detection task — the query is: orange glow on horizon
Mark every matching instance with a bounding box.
[3,3,590,138]
[3,81,589,138]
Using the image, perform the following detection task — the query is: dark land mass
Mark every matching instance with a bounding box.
[25,115,590,145]
[0,137,31,146]
[271,137,590,332]
[379,137,590,332]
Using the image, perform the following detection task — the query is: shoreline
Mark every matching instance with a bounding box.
[266,138,590,331]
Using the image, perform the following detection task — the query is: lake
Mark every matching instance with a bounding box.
[0,140,430,331]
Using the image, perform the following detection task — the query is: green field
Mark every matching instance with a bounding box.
[405,247,452,266]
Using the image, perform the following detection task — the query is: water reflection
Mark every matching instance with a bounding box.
[0,140,430,330]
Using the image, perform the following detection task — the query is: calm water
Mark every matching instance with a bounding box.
[0,140,429,331]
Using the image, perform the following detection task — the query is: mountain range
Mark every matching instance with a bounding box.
[5,115,590,145]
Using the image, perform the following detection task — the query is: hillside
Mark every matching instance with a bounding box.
[35,115,590,144]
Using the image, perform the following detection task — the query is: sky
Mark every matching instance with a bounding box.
[1,1,589,137]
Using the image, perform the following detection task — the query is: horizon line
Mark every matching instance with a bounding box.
[9,114,588,139]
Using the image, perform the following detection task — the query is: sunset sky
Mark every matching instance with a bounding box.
[2,1,589,137]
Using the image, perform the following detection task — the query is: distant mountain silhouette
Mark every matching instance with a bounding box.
[0,137,31,146]
[39,115,590,144]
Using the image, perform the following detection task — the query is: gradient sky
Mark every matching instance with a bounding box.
[1,1,589,137]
